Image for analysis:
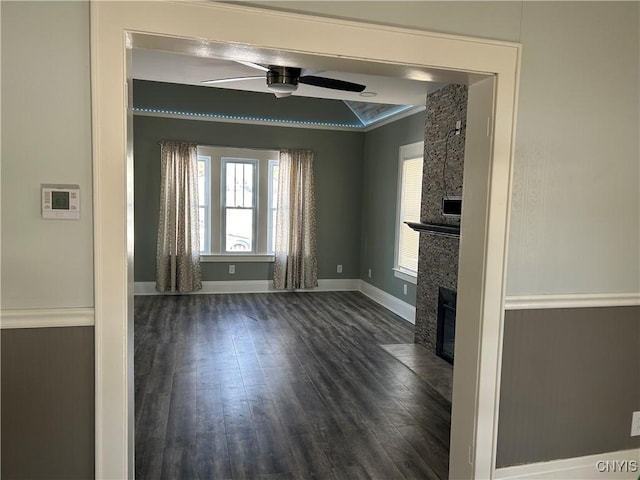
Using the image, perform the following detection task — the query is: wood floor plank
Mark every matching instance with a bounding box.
[196,386,225,436]
[196,432,232,480]
[288,432,337,480]
[164,371,197,447]
[135,291,452,480]
[135,447,164,480]
[160,445,197,480]
[226,429,261,479]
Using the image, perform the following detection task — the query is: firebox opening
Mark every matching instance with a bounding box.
[436,287,457,365]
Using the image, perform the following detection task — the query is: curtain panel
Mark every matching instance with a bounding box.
[274,149,318,290]
[156,141,202,293]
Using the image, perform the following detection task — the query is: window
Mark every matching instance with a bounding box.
[394,141,424,283]
[267,160,279,254]
[197,155,211,254]
[222,159,256,252]
[197,146,279,258]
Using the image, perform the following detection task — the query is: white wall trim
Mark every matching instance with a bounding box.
[134,278,360,296]
[200,254,274,263]
[358,280,416,324]
[505,293,640,310]
[494,448,640,480]
[393,267,418,285]
[0,308,95,329]
[134,278,416,325]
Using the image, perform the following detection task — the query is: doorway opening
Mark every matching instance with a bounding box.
[91,3,520,478]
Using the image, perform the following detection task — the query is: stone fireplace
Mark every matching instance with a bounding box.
[414,84,468,353]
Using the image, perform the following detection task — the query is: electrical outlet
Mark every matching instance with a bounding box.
[228,264,235,274]
[368,269,372,278]
[337,264,343,274]
[455,120,462,135]
[631,411,640,436]
[403,284,408,295]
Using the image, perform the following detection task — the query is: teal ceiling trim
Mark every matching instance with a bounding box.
[133,107,364,129]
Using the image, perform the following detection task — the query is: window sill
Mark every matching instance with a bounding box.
[393,268,417,284]
[200,254,274,263]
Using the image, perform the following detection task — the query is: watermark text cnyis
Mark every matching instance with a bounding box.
[595,459,638,473]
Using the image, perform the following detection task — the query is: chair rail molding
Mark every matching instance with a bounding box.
[0,308,95,329]
[505,292,640,310]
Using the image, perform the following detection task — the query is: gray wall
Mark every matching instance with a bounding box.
[359,112,426,306]
[1,3,96,477]
[133,84,365,282]
[135,81,426,302]
[497,306,640,467]
[1,1,93,309]
[1,327,95,479]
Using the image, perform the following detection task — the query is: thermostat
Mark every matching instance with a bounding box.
[42,184,80,220]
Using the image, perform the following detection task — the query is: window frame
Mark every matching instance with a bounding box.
[393,141,425,284]
[196,145,279,260]
[221,157,258,254]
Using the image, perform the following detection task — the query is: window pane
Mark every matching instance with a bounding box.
[199,206,206,252]
[401,157,423,223]
[268,162,279,254]
[270,208,276,252]
[398,227,419,272]
[225,161,255,208]
[225,163,236,206]
[198,160,206,206]
[225,208,253,252]
[243,163,253,207]
[398,156,423,273]
[272,164,279,200]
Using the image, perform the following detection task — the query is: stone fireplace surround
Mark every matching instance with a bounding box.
[414,84,468,352]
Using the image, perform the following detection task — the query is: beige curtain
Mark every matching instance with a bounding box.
[274,149,318,289]
[156,142,202,293]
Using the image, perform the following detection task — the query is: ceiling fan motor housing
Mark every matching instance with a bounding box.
[267,66,301,93]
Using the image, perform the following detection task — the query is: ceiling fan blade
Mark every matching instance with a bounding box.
[299,75,366,92]
[235,60,270,72]
[201,76,264,85]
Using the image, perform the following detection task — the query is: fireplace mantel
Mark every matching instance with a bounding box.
[405,221,460,238]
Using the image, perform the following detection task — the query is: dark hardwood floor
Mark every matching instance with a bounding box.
[135,291,451,479]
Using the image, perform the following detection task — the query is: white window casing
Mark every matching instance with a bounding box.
[394,141,424,283]
[197,145,279,258]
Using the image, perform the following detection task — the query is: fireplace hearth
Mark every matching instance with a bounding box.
[436,287,457,365]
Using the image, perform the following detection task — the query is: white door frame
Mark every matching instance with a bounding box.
[91,2,520,478]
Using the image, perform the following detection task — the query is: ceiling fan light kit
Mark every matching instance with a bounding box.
[267,66,300,94]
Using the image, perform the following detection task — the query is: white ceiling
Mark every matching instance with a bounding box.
[132,49,440,106]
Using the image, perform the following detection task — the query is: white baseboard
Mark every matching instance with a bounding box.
[134,278,416,324]
[358,280,415,324]
[134,278,360,296]
[504,293,640,310]
[0,308,95,329]
[494,448,640,480]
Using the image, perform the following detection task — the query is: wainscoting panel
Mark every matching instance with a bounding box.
[1,326,95,479]
[497,306,640,468]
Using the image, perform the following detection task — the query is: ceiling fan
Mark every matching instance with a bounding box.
[201,61,366,98]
